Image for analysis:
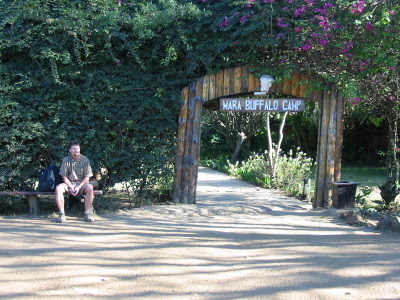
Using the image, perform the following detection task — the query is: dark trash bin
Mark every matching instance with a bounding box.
[326,181,361,208]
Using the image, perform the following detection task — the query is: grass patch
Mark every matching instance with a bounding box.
[340,165,386,188]
[311,165,386,189]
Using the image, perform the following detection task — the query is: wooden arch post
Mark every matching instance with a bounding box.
[173,66,343,208]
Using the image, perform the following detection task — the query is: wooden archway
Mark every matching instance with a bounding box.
[173,66,343,208]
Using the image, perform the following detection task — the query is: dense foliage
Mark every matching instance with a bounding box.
[225,148,313,196]
[0,0,206,192]
[1,0,399,204]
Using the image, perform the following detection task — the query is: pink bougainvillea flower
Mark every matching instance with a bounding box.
[247,0,256,7]
[319,39,329,45]
[294,6,307,17]
[277,33,284,38]
[301,44,312,50]
[349,97,361,105]
[366,22,373,30]
[341,41,354,53]
[219,17,230,27]
[323,3,334,9]
[315,8,327,14]
[294,27,303,32]
[351,1,365,14]
[389,11,395,15]
[389,96,395,101]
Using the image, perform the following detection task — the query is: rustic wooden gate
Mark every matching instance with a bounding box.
[173,66,343,208]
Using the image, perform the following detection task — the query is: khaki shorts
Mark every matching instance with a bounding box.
[58,182,91,196]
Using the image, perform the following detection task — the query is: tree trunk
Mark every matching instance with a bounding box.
[387,116,399,186]
[265,111,289,179]
[273,111,289,177]
[230,132,247,163]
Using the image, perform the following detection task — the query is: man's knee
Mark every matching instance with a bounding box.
[55,184,65,194]
[84,184,94,195]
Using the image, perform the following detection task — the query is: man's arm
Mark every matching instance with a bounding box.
[75,176,90,193]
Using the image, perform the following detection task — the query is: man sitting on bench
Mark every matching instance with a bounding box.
[55,140,95,223]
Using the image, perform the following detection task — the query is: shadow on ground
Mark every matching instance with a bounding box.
[1,167,399,300]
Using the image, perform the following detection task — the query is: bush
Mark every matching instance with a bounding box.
[273,148,314,196]
[227,153,270,187]
[0,0,204,194]
[226,148,313,197]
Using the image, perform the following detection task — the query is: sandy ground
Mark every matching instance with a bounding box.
[1,167,400,300]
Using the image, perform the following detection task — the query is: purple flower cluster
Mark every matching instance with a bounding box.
[294,5,307,17]
[349,98,361,105]
[219,17,230,28]
[351,1,365,14]
[277,18,289,28]
[359,59,371,71]
[247,0,256,7]
[340,41,354,53]
[219,11,252,27]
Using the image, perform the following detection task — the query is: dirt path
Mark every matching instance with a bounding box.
[1,167,400,300]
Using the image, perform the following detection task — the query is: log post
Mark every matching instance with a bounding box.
[334,92,344,182]
[324,88,338,206]
[314,90,330,208]
[173,86,190,203]
[187,79,205,204]
[180,83,197,204]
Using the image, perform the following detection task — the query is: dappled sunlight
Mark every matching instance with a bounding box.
[1,167,399,299]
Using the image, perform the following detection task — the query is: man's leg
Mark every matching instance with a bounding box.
[55,184,67,222]
[83,184,95,222]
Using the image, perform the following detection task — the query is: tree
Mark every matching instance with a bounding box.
[202,109,265,162]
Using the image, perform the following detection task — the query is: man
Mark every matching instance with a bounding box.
[55,141,95,223]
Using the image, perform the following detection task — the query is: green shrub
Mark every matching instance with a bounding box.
[226,148,314,197]
[273,148,314,196]
[227,153,270,187]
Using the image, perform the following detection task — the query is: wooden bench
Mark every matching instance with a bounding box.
[0,190,103,216]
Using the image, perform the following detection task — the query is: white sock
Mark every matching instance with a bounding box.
[84,211,89,214]
[59,211,65,215]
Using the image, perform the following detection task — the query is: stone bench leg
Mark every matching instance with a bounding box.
[28,195,39,216]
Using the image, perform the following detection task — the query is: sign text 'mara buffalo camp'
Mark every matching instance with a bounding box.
[220,98,305,112]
